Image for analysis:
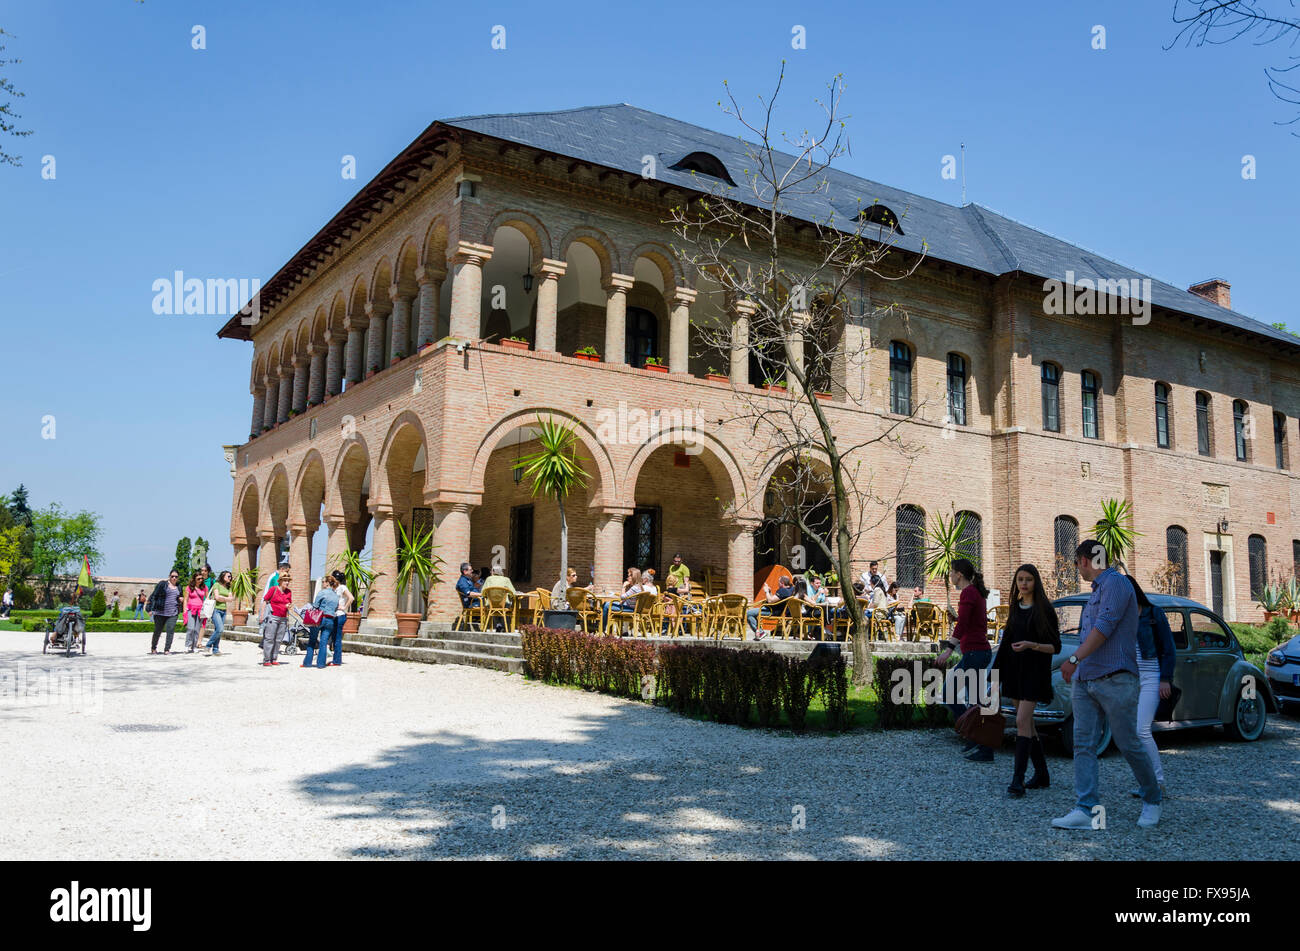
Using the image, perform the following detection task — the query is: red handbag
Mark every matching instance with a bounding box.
[300,607,324,626]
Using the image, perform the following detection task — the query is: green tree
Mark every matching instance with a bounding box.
[513,416,588,585]
[31,504,103,608]
[0,485,35,583]
[172,537,192,580]
[90,588,107,618]
[0,523,25,581]
[0,29,34,167]
[1093,498,1142,569]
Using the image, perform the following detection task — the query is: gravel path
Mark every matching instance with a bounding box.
[3,631,1297,860]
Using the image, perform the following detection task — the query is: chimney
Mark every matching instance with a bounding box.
[1189,278,1231,309]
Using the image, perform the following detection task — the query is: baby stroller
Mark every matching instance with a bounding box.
[256,603,305,655]
[43,605,86,657]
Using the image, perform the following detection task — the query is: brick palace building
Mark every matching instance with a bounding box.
[218,104,1300,627]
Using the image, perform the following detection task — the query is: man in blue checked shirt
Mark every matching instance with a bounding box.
[1051,539,1162,831]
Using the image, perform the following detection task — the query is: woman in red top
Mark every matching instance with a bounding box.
[935,558,994,761]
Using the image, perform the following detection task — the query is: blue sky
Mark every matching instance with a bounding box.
[2,0,1296,578]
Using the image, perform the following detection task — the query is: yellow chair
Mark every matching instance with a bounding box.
[988,604,1010,644]
[481,586,516,632]
[455,595,483,632]
[712,593,749,640]
[523,588,550,627]
[870,607,894,642]
[911,601,945,643]
[566,587,600,634]
[662,592,700,638]
[629,592,662,637]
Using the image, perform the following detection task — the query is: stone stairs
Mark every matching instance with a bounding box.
[228,622,525,674]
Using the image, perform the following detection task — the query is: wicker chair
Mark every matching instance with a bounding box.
[566,587,600,634]
[481,586,516,633]
[911,601,945,643]
[662,592,700,637]
[629,592,662,637]
[710,593,749,640]
[988,604,1010,644]
[870,607,894,641]
[455,595,482,632]
[523,588,550,627]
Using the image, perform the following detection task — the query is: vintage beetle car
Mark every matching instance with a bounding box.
[999,594,1278,754]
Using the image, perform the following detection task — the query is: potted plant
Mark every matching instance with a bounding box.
[394,521,443,637]
[228,566,260,626]
[330,548,379,633]
[644,356,668,374]
[367,363,380,378]
[923,510,971,611]
[502,335,531,351]
[390,350,406,364]
[761,376,787,393]
[513,416,588,609]
[814,390,833,401]
[1285,577,1300,623]
[1259,582,1283,622]
[573,346,600,362]
[705,366,729,384]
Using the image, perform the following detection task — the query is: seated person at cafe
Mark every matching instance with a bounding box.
[455,562,480,614]
[747,574,795,636]
[602,567,644,630]
[667,553,690,589]
[642,568,659,596]
[552,566,582,610]
[480,566,517,598]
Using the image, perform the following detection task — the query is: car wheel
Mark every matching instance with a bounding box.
[1060,713,1112,757]
[1223,688,1267,741]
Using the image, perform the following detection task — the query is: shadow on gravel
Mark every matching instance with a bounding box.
[297,697,1300,860]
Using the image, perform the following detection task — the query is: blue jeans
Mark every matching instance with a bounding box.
[133,603,145,620]
[746,606,771,631]
[207,609,226,651]
[602,601,631,632]
[324,614,343,665]
[1071,670,1161,809]
[304,621,326,667]
[947,649,993,749]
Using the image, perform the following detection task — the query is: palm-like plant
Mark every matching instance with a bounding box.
[394,521,442,615]
[1093,498,1142,569]
[923,510,970,610]
[513,416,588,584]
[329,548,380,614]
[230,567,260,611]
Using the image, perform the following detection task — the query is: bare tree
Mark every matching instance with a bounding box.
[668,67,931,682]
[0,28,33,167]
[1169,1,1300,132]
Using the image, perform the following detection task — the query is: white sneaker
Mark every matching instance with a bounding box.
[1138,803,1161,828]
[1051,807,1094,830]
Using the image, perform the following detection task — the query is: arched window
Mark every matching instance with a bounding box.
[1081,370,1100,439]
[1155,383,1171,449]
[889,341,913,415]
[1042,363,1061,432]
[1274,411,1287,470]
[895,504,926,588]
[668,151,737,186]
[1053,515,1079,593]
[1233,400,1248,462]
[1166,525,1189,598]
[947,353,967,426]
[1294,539,1300,580]
[1196,392,1212,456]
[1248,534,1267,599]
[625,306,658,368]
[956,510,982,569]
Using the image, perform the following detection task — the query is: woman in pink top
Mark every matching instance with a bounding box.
[182,570,208,653]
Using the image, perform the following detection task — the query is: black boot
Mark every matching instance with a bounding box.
[1025,735,1050,789]
[1007,736,1030,798]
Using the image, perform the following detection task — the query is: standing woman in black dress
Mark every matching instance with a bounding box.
[994,563,1061,798]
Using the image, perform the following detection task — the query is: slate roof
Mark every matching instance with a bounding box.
[444,103,1297,349]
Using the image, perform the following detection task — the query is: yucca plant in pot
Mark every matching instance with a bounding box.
[228,567,260,626]
[330,548,379,633]
[394,521,442,636]
[1284,576,1300,622]
[513,416,588,593]
[1258,582,1284,622]
[923,509,970,612]
[1093,498,1142,570]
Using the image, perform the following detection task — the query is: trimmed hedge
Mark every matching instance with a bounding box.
[872,654,953,729]
[519,625,655,700]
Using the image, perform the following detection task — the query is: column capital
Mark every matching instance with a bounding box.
[309,341,328,357]
[671,286,697,306]
[323,512,348,529]
[428,495,481,512]
[389,284,415,304]
[278,365,294,380]
[293,354,310,369]
[257,528,279,544]
[726,515,764,533]
[367,499,395,518]
[733,299,759,319]
[453,240,494,266]
[287,519,309,534]
[415,266,447,284]
[344,311,368,332]
[595,505,635,521]
[538,258,567,279]
[603,273,635,294]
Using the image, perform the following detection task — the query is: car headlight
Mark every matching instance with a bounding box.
[1267,650,1286,667]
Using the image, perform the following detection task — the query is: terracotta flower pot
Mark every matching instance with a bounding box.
[763,384,787,394]
[706,373,729,384]
[644,363,668,373]
[343,612,361,633]
[573,353,600,362]
[1264,611,1277,623]
[501,339,530,351]
[230,609,249,627]
[395,612,422,637]
[814,391,832,401]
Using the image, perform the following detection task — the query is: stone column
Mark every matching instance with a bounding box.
[669,287,696,374]
[534,258,567,352]
[415,267,444,349]
[287,521,312,605]
[344,312,367,385]
[731,300,756,386]
[291,357,309,414]
[364,302,386,376]
[726,518,761,599]
[325,332,345,396]
[308,345,326,406]
[448,241,493,340]
[786,312,809,398]
[250,389,265,437]
[276,369,293,423]
[603,274,635,365]
[593,508,631,593]
[363,502,398,625]
[428,503,473,622]
[389,288,412,361]
[262,375,279,430]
